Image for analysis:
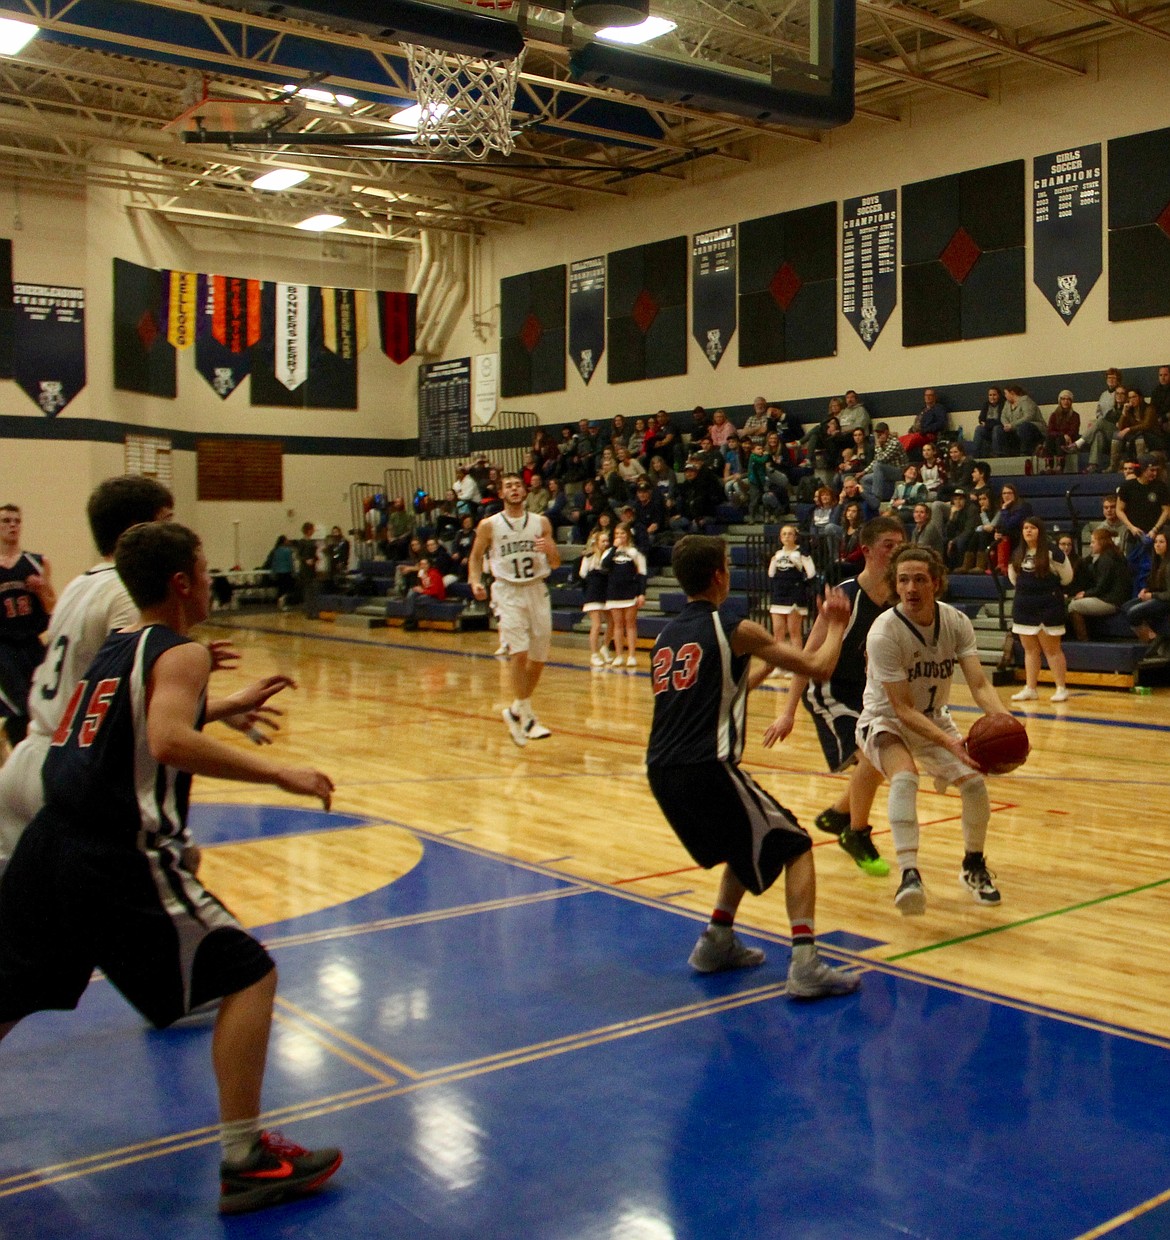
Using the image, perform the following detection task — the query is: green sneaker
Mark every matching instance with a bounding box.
[838,826,890,877]
[814,806,850,836]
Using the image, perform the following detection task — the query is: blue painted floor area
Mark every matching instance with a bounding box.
[4,806,1169,1239]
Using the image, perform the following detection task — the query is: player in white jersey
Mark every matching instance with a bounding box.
[855,546,1012,916]
[469,472,561,747]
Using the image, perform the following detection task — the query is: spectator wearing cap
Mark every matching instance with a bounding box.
[945,491,980,571]
[860,422,909,505]
[671,458,725,534]
[631,478,666,548]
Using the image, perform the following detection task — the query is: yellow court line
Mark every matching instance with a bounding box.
[275,997,423,1080]
[1073,1184,1170,1238]
[264,885,591,951]
[271,1008,399,1086]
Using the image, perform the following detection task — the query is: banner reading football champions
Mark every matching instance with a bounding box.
[568,257,605,384]
[691,225,736,369]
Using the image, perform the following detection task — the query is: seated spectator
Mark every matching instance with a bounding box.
[839,390,871,437]
[709,408,733,448]
[971,386,1005,459]
[835,473,877,522]
[968,459,993,507]
[628,417,649,457]
[919,441,946,499]
[631,480,667,546]
[478,468,503,519]
[453,464,481,516]
[394,535,424,594]
[671,457,726,534]
[450,514,476,579]
[1111,387,1161,470]
[325,525,351,586]
[573,418,598,477]
[992,482,1033,565]
[1067,527,1133,640]
[690,405,710,443]
[1077,381,1126,472]
[960,489,1000,573]
[1095,493,1129,556]
[598,451,630,508]
[942,441,976,498]
[818,416,846,471]
[692,433,722,475]
[847,425,874,473]
[520,450,539,489]
[526,473,550,516]
[1117,454,1170,588]
[615,444,643,487]
[900,387,948,459]
[1044,390,1081,467]
[838,500,866,566]
[945,491,980,571]
[554,424,579,480]
[385,497,415,559]
[1121,530,1170,657]
[721,433,749,509]
[886,464,928,523]
[1000,385,1046,457]
[544,476,569,530]
[1056,533,1082,586]
[647,454,677,508]
[761,432,792,513]
[909,502,945,552]
[742,396,770,440]
[860,422,909,505]
[1151,365,1170,438]
[570,477,607,544]
[608,414,629,454]
[401,556,447,631]
[769,405,804,457]
[424,536,458,586]
[643,410,681,470]
[533,429,559,479]
[434,490,461,540]
[809,485,841,540]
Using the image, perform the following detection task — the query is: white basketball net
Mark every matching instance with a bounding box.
[402,43,525,160]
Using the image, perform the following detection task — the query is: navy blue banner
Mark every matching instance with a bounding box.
[568,256,605,384]
[113,258,175,397]
[842,190,896,349]
[250,284,358,410]
[419,357,471,460]
[194,273,258,400]
[12,283,86,416]
[692,226,736,369]
[1033,144,1101,324]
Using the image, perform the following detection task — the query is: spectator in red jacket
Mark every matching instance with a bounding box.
[402,557,447,631]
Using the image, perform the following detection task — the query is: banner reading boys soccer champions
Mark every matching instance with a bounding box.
[842,190,896,350]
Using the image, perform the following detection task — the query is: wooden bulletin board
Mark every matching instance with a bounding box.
[196,438,283,501]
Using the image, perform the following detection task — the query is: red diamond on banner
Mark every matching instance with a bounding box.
[520,312,543,353]
[769,262,803,311]
[1157,200,1170,239]
[939,226,982,285]
[632,289,659,334]
[137,309,158,350]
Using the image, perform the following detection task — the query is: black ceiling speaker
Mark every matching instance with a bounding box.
[571,0,649,29]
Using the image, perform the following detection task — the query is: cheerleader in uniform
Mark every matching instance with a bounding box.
[602,523,648,669]
[768,524,816,676]
[1008,516,1072,703]
[580,528,614,667]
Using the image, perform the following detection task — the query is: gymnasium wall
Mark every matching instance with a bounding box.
[460,32,1170,432]
[0,168,414,579]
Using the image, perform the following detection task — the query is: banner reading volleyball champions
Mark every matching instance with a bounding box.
[1033,144,1101,324]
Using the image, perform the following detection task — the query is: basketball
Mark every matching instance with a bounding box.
[965,714,1030,775]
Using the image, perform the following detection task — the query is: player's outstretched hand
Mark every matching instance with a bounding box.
[817,585,851,625]
[278,767,334,810]
[223,704,283,744]
[236,673,298,712]
[762,715,795,748]
[207,639,242,671]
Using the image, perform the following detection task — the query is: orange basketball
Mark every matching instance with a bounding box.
[965,714,1030,775]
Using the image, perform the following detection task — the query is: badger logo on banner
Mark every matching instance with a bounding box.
[12,283,86,416]
[692,226,736,369]
[275,283,309,391]
[195,274,259,399]
[843,191,896,350]
[1033,145,1101,324]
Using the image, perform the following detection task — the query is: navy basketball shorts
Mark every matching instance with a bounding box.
[0,807,273,1029]
[647,760,811,896]
[801,679,864,774]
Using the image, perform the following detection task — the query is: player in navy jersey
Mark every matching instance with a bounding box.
[646,535,861,999]
[0,503,56,751]
[0,522,341,1214]
[764,516,905,877]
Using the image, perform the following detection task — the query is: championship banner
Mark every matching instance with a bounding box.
[1033,144,1101,324]
[12,283,86,416]
[418,357,471,460]
[194,274,259,400]
[0,238,13,380]
[692,225,736,369]
[842,190,897,349]
[378,291,417,364]
[250,284,357,410]
[113,258,176,397]
[568,256,605,384]
[160,269,198,350]
[274,282,309,391]
[322,288,368,359]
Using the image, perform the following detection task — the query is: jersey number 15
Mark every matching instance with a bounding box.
[51,677,120,748]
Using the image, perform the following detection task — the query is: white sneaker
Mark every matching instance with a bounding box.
[626,655,637,667]
[687,926,765,973]
[524,718,552,740]
[501,708,527,747]
[1011,687,1039,701]
[1050,688,1069,702]
[493,643,509,658]
[786,952,862,999]
[590,653,604,667]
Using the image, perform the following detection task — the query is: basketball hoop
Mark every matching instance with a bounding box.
[402,4,524,160]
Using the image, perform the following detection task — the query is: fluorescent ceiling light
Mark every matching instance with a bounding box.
[387,101,451,131]
[595,16,676,43]
[251,168,309,191]
[282,85,357,107]
[0,18,37,56]
[295,213,346,232]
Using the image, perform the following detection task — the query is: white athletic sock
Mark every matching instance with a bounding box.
[888,771,921,870]
[220,1117,261,1167]
[517,697,533,721]
[510,698,525,719]
[959,775,991,855]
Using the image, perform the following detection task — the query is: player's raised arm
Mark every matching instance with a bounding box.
[731,587,850,681]
[147,644,333,807]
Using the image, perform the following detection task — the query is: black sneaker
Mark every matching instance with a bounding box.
[895,867,926,916]
[838,827,890,877]
[814,806,850,836]
[960,853,1001,905]
[220,1131,342,1215]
